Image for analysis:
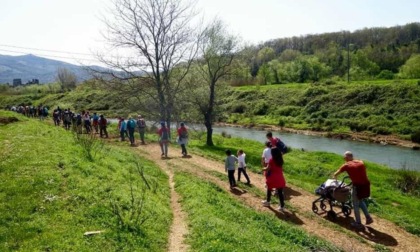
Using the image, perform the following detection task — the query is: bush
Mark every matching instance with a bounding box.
[411,129,420,143]
[377,70,394,80]
[393,169,420,196]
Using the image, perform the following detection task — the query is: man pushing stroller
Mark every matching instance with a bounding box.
[334,151,374,229]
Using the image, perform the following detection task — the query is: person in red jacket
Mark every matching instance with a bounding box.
[334,151,373,229]
[262,147,286,211]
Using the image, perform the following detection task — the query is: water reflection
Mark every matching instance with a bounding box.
[212,126,420,171]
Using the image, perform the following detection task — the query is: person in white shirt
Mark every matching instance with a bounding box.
[237,149,251,185]
[261,141,272,167]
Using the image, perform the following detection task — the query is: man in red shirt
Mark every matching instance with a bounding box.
[334,151,373,229]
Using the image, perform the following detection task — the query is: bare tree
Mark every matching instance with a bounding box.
[56,68,77,91]
[96,0,198,128]
[192,19,240,146]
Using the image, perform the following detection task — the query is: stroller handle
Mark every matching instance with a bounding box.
[338,176,352,187]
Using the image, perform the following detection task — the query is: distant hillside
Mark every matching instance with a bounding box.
[0,54,109,84]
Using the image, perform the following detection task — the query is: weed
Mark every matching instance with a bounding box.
[72,131,104,161]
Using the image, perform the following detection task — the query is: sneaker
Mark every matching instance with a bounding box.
[262,200,270,207]
[278,206,285,212]
[350,222,364,229]
[366,217,374,225]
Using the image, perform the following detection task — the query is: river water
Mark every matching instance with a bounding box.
[212,126,420,171]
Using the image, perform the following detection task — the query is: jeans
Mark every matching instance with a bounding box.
[181,144,187,155]
[237,167,250,183]
[352,186,370,224]
[160,141,168,157]
[267,188,285,208]
[139,129,145,143]
[128,128,135,144]
[227,170,236,187]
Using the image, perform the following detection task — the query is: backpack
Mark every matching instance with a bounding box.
[275,137,288,154]
[161,128,169,141]
[180,128,188,138]
[137,119,145,128]
[128,119,136,129]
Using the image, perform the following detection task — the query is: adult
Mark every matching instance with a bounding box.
[92,112,99,133]
[158,122,170,158]
[177,122,188,157]
[262,147,286,211]
[333,151,373,229]
[99,114,108,138]
[119,118,127,141]
[83,111,91,134]
[266,132,287,154]
[127,116,136,146]
[136,115,146,144]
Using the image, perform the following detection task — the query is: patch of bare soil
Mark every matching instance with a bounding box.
[134,144,420,252]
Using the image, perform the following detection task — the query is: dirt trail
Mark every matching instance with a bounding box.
[136,144,420,252]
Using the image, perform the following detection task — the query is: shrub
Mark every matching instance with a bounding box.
[377,70,394,80]
[411,129,420,143]
[232,103,246,113]
[393,169,420,196]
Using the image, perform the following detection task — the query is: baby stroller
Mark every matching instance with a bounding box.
[312,176,352,220]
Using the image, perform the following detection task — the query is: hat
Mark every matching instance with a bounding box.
[160,121,165,126]
[138,115,142,118]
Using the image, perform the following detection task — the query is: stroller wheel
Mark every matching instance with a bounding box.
[342,205,352,217]
[327,210,337,221]
[312,203,319,213]
[320,201,327,211]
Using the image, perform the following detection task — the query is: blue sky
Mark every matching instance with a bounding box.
[0,0,418,65]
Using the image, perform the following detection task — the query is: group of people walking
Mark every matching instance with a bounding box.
[117,117,189,158]
[225,131,373,229]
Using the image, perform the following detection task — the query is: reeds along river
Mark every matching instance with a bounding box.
[211,126,420,171]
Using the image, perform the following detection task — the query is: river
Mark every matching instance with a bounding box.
[212,126,420,171]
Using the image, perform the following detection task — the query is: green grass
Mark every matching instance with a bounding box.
[187,133,420,236]
[174,170,342,252]
[0,111,171,251]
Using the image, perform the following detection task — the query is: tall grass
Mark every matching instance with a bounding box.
[0,111,171,251]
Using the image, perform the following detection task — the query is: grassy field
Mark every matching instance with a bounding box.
[0,111,171,251]
[174,171,341,251]
[186,132,420,236]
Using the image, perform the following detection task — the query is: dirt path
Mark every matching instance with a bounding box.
[133,143,420,252]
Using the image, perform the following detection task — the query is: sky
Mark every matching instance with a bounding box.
[0,0,419,65]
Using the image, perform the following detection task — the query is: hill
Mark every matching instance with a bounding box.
[0,54,109,84]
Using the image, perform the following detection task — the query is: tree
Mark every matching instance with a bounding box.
[399,54,420,78]
[97,0,198,128]
[193,19,239,146]
[56,68,77,91]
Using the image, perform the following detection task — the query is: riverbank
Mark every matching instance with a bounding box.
[215,122,420,150]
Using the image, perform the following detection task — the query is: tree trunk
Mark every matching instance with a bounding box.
[205,112,213,146]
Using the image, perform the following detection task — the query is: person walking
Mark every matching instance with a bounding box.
[158,122,170,158]
[225,149,237,189]
[262,147,286,211]
[177,122,189,157]
[92,112,99,133]
[127,116,136,146]
[119,118,127,141]
[237,149,251,184]
[261,141,272,167]
[333,151,373,229]
[137,115,146,144]
[99,114,108,138]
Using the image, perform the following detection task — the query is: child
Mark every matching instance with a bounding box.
[225,149,237,189]
[237,149,251,184]
[262,147,286,211]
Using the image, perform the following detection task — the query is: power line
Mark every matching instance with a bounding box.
[0,48,100,64]
[0,44,95,56]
